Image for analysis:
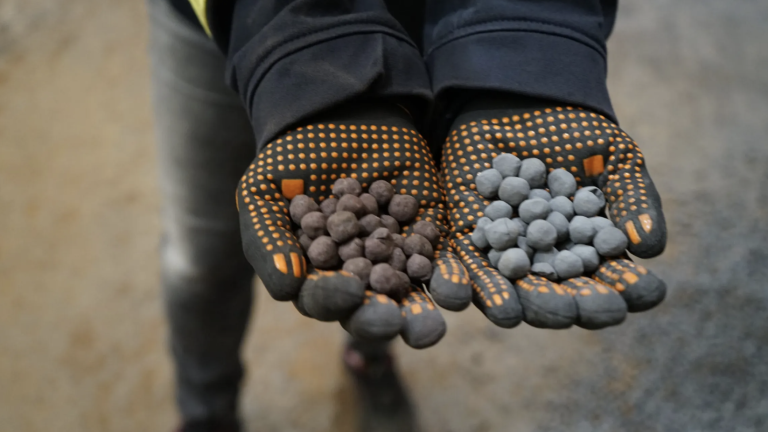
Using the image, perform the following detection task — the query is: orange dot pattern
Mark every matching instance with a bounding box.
[593,259,646,291]
[440,106,663,257]
[400,287,437,317]
[451,233,519,311]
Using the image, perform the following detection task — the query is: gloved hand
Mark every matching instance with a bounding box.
[440,95,667,330]
[237,101,471,348]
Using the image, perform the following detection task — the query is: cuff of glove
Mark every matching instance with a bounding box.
[229,27,433,152]
[426,23,616,125]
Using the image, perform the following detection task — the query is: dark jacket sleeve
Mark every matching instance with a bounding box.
[424,0,620,123]
[190,0,433,152]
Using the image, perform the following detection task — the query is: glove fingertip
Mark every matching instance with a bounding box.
[429,259,472,311]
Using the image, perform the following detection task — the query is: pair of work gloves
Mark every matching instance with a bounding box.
[238,96,667,349]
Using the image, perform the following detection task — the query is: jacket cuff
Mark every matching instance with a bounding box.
[426,21,616,123]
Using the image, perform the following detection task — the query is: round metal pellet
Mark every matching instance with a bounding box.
[533,248,559,266]
[531,262,558,281]
[497,248,531,280]
[476,169,503,198]
[593,227,629,257]
[569,215,597,244]
[485,218,520,251]
[488,249,503,267]
[546,211,570,242]
[549,196,575,220]
[484,201,513,221]
[526,219,558,250]
[570,244,600,273]
[517,236,534,257]
[493,153,522,177]
[590,216,614,232]
[519,158,547,188]
[547,168,577,197]
[518,198,551,223]
[511,217,528,236]
[553,250,584,279]
[498,177,530,207]
[573,186,605,217]
[528,189,552,201]
[471,225,490,249]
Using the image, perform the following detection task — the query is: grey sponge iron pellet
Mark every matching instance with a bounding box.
[519,158,547,188]
[488,249,503,267]
[533,248,559,266]
[591,216,614,232]
[526,220,557,250]
[518,198,551,223]
[573,186,605,217]
[497,248,531,280]
[546,211,570,242]
[498,177,530,207]
[471,225,490,249]
[531,262,558,281]
[569,215,597,244]
[547,168,577,197]
[549,196,574,220]
[553,250,584,279]
[493,153,521,177]
[485,218,520,250]
[484,201,513,220]
[593,227,629,257]
[476,169,503,198]
[570,245,600,273]
[528,189,552,201]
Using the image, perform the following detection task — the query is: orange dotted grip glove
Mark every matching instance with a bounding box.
[237,102,471,348]
[441,96,667,330]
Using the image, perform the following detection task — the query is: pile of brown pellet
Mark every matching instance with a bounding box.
[289,178,439,301]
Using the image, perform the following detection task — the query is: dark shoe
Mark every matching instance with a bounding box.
[343,346,418,432]
[177,419,240,432]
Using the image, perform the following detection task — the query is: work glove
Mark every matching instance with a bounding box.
[237,101,471,348]
[440,96,667,329]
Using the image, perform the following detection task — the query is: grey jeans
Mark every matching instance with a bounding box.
[148,0,255,424]
[147,0,387,425]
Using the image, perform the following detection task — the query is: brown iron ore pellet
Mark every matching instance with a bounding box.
[359,214,385,236]
[289,195,319,225]
[326,211,359,243]
[343,257,373,285]
[391,233,405,248]
[338,238,364,261]
[388,194,419,223]
[306,236,339,269]
[370,263,408,298]
[359,193,380,216]
[388,247,407,272]
[406,254,432,281]
[403,234,433,258]
[368,180,395,206]
[299,234,313,252]
[332,177,362,197]
[319,197,338,216]
[364,227,395,262]
[413,220,440,246]
[336,194,368,218]
[300,211,328,239]
[380,215,400,234]
[396,271,412,301]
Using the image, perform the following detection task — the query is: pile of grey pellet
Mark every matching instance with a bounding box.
[472,154,628,281]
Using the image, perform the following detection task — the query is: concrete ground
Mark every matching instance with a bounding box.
[1,0,767,431]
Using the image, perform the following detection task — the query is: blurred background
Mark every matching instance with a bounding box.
[1,0,767,431]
